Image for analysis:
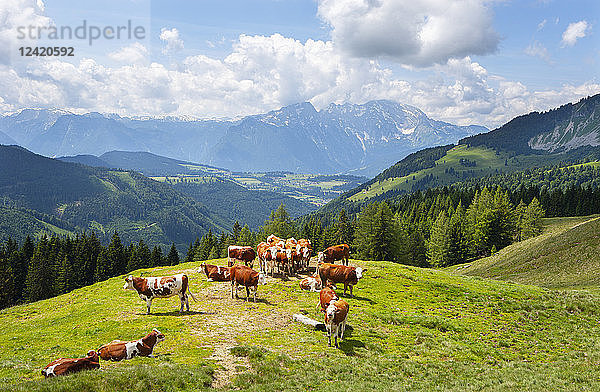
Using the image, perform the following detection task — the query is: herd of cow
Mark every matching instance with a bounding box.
[41,236,365,378]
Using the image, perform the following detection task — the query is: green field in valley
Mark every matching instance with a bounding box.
[2,254,600,391]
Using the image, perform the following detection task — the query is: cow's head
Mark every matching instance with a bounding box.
[355,267,366,279]
[325,302,338,322]
[317,252,324,263]
[258,271,267,285]
[285,248,293,260]
[152,328,166,344]
[123,275,135,290]
[86,350,99,361]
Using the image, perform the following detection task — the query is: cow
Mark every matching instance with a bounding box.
[98,329,165,361]
[199,262,231,282]
[285,237,298,249]
[325,299,349,348]
[123,274,198,314]
[41,350,100,378]
[299,275,321,292]
[318,244,350,266]
[230,265,267,302]
[266,234,285,248]
[318,283,339,313]
[318,263,366,297]
[297,238,312,270]
[227,245,256,268]
[285,247,302,274]
[257,242,275,274]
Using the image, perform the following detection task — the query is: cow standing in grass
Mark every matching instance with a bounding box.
[318,244,350,266]
[228,245,256,268]
[230,265,267,302]
[123,274,197,314]
[325,300,349,348]
[318,263,366,297]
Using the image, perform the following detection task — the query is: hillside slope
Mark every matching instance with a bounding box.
[448,215,600,288]
[0,145,227,247]
[2,259,600,391]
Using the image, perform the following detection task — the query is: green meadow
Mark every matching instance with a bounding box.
[1,249,600,391]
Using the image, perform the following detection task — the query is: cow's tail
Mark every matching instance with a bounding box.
[187,285,198,302]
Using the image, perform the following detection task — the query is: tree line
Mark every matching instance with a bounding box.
[0,232,180,309]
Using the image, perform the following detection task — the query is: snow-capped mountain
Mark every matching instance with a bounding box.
[0,100,487,176]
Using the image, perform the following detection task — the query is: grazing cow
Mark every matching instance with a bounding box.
[41,350,100,378]
[98,329,165,361]
[318,263,366,297]
[199,262,231,282]
[228,245,256,268]
[318,244,350,266]
[318,283,339,313]
[325,300,349,348]
[123,274,198,314]
[230,265,267,302]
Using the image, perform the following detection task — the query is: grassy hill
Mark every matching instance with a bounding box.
[448,215,600,289]
[2,259,600,391]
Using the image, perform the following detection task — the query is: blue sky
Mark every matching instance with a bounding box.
[0,0,598,127]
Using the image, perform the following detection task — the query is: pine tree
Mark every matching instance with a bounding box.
[333,209,354,246]
[231,221,242,243]
[427,211,450,268]
[261,204,296,238]
[522,197,545,239]
[167,243,180,266]
[55,252,74,294]
[0,256,14,309]
[447,202,469,265]
[183,241,195,264]
[107,232,127,276]
[25,236,55,302]
[239,225,254,247]
[137,240,152,269]
[150,246,164,267]
[354,202,378,260]
[95,248,110,282]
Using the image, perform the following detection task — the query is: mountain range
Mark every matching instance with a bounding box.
[0,101,488,176]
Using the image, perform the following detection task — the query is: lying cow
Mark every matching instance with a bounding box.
[230,265,267,302]
[124,273,197,314]
[318,263,366,297]
[325,299,349,348]
[41,350,100,378]
[300,275,336,292]
[200,262,231,282]
[228,245,256,268]
[318,244,350,266]
[98,329,165,361]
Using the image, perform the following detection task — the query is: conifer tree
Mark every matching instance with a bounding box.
[427,211,450,267]
[25,236,55,302]
[167,243,180,266]
[522,197,545,239]
[150,246,164,267]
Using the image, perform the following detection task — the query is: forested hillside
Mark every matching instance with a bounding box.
[0,145,227,248]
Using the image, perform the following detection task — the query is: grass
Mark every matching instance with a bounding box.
[448,215,600,289]
[2,256,600,391]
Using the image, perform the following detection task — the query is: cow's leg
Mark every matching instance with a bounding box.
[327,325,332,347]
[334,326,339,348]
[343,283,348,296]
[340,319,346,340]
[146,299,152,314]
[179,294,185,313]
[245,286,250,301]
[349,285,354,297]
[252,286,257,302]
[231,281,235,299]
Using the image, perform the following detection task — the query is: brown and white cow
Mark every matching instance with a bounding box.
[98,329,165,361]
[318,244,350,266]
[297,238,312,270]
[41,350,100,378]
[123,274,198,314]
[318,283,339,313]
[299,274,321,292]
[267,234,285,247]
[318,263,366,297]
[227,245,256,268]
[257,242,275,274]
[325,299,349,348]
[199,262,231,282]
[230,265,267,302]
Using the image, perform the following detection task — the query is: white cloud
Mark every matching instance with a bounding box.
[524,41,550,62]
[561,20,589,47]
[108,42,148,64]
[317,0,500,67]
[537,19,547,31]
[0,0,52,64]
[160,27,184,54]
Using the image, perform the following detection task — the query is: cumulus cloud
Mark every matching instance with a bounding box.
[160,27,184,54]
[561,20,589,47]
[317,0,500,67]
[108,42,148,64]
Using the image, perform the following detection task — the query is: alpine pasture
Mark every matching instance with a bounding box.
[1,255,600,391]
